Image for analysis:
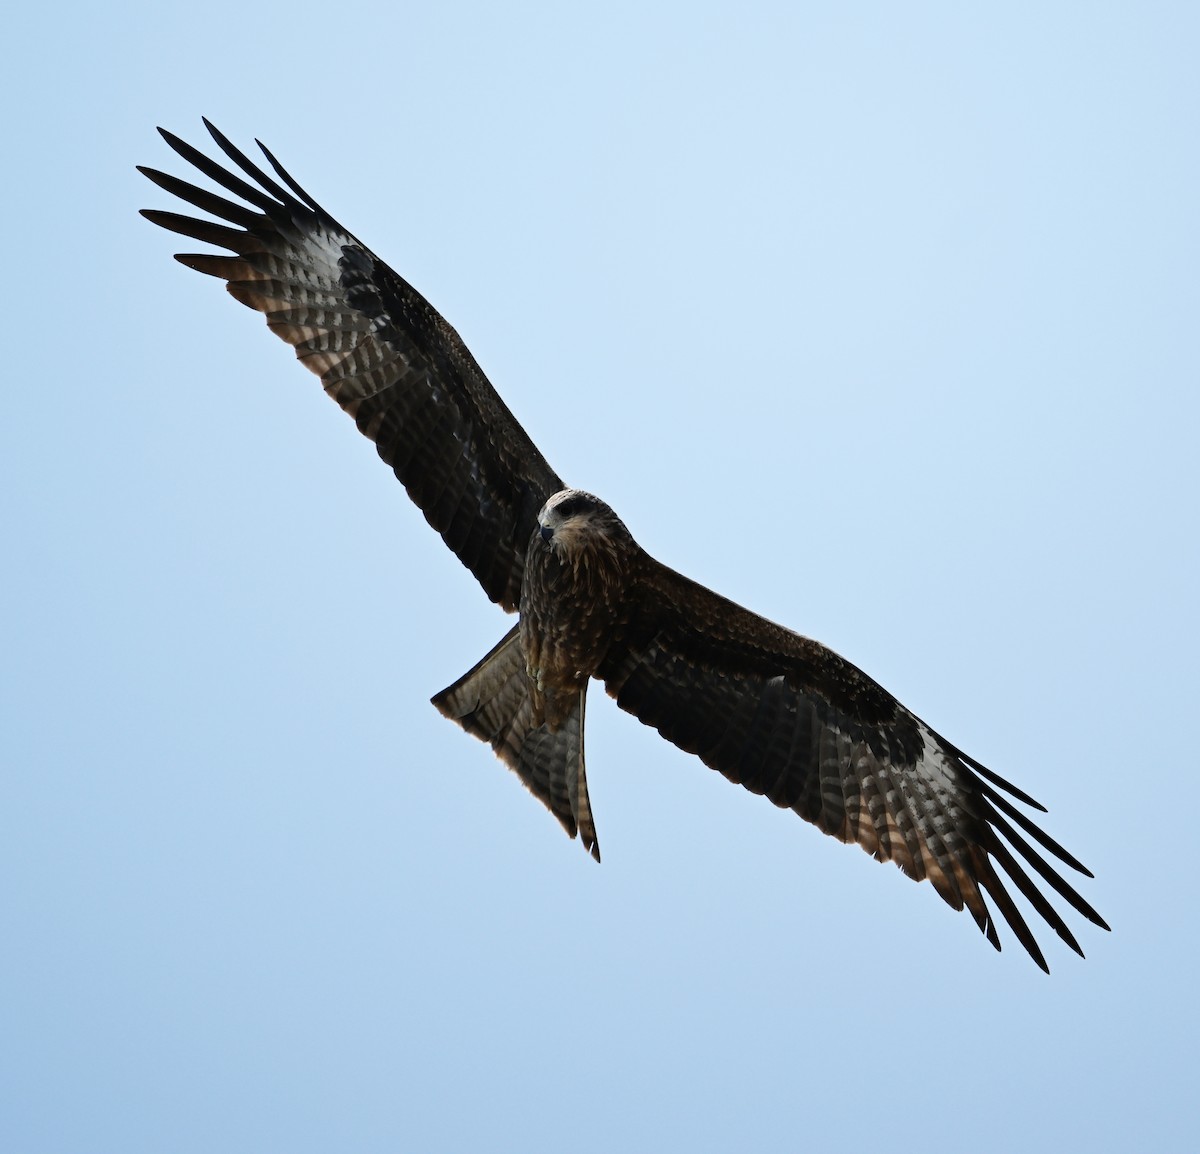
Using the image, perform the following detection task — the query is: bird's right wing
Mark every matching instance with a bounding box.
[140,120,563,612]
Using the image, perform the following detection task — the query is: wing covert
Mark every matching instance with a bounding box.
[140,120,562,611]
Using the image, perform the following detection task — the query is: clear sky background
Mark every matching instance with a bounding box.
[4,3,1197,1151]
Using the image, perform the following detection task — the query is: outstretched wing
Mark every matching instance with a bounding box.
[139,121,562,612]
[599,559,1109,971]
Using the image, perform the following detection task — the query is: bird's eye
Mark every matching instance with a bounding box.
[555,495,587,519]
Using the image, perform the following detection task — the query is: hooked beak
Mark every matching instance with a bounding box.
[540,524,554,543]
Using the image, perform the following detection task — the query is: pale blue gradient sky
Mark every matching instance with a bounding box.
[3,3,1197,1151]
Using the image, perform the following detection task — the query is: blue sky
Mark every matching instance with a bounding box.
[4,3,1197,1150]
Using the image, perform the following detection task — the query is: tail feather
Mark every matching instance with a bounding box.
[432,626,600,860]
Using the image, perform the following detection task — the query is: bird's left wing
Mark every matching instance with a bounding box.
[140,121,562,611]
[598,558,1108,970]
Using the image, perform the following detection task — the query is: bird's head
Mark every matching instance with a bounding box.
[536,489,632,563]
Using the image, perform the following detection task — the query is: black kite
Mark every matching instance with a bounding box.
[140,122,1108,970]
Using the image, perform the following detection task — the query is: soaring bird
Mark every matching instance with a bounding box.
[141,121,1108,971]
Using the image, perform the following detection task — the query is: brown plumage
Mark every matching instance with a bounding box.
[141,121,1109,970]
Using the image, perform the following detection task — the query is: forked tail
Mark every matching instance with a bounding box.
[431,626,600,860]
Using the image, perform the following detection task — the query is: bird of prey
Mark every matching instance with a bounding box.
[140,120,1108,971]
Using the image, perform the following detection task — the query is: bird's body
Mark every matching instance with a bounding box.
[141,122,1108,969]
[523,490,631,730]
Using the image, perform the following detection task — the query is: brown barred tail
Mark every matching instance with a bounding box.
[432,627,599,861]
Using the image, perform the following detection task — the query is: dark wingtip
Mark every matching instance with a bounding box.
[137,164,170,190]
[253,135,325,213]
[156,125,189,154]
[960,750,1048,812]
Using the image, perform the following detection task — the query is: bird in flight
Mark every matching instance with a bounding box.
[141,121,1108,971]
